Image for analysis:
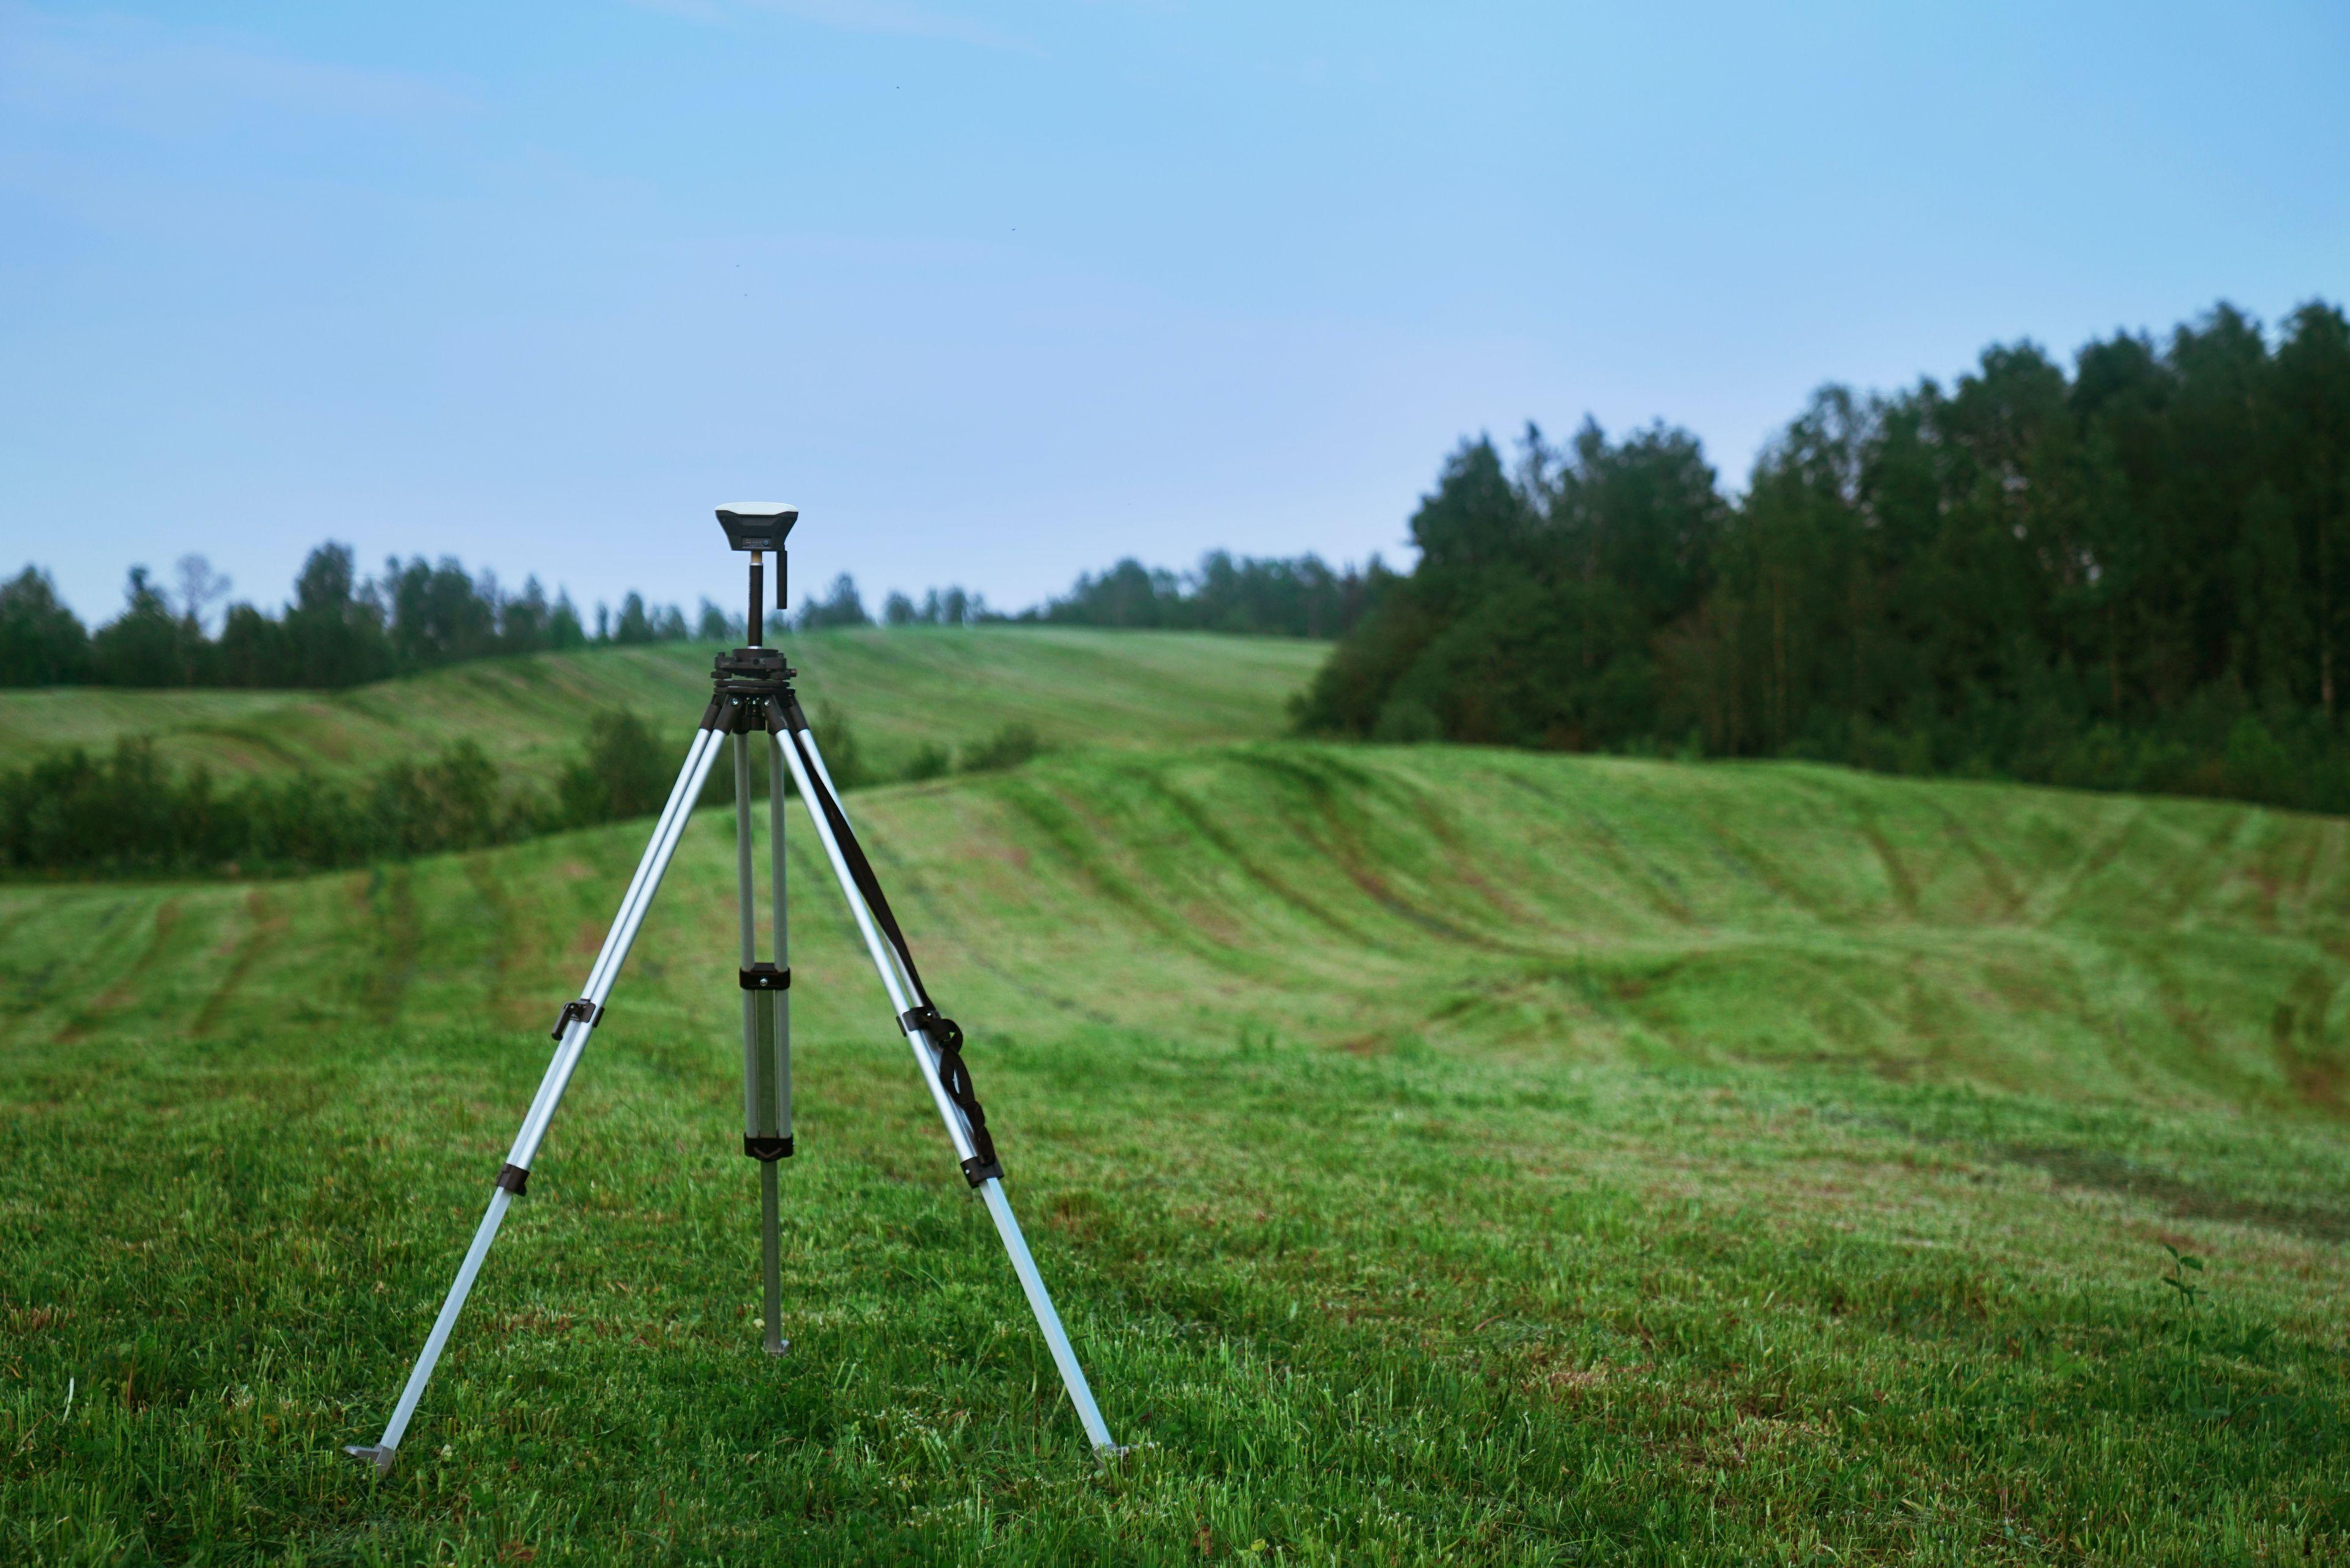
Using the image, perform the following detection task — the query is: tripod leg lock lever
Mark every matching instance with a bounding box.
[550,998,604,1039]
[743,1134,794,1161]
[494,1162,530,1195]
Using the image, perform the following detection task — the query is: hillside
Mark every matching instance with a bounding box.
[2,747,2344,1560]
[9,745,2350,1118]
[0,627,1328,785]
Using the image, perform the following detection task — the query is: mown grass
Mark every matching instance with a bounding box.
[2,745,2346,1562]
[0,627,1327,788]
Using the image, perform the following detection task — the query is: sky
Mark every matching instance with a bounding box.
[4,1,2348,629]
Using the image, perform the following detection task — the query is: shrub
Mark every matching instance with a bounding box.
[959,722,1042,774]
[902,740,952,782]
[562,711,673,825]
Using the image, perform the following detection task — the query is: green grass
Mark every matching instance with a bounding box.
[0,627,1329,785]
[2,744,2347,1562]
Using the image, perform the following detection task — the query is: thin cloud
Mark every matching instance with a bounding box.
[0,3,471,130]
[630,0,1034,53]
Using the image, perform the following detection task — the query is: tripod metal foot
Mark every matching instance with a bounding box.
[343,1443,397,1476]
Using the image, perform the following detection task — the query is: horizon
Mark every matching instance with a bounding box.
[6,1,2346,626]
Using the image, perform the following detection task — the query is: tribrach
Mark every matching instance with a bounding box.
[345,504,1116,1473]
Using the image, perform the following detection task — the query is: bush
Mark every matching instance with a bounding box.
[903,740,952,782]
[809,702,867,790]
[562,711,673,825]
[1370,698,1442,744]
[959,722,1042,774]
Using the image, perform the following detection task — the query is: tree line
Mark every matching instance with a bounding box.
[1298,299,2350,814]
[0,545,722,690]
[2,537,1365,692]
[1022,551,1386,638]
[736,553,1382,638]
[0,543,1015,690]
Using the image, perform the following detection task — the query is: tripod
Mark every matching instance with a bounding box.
[347,506,1116,1473]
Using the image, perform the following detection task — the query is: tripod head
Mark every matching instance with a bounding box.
[717,504,798,646]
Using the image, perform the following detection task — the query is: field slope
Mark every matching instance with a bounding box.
[2,747,2347,1562]
[0,627,1329,786]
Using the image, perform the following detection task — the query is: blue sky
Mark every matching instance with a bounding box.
[4,1,2346,627]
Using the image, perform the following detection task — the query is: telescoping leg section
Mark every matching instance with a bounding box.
[734,720,793,1358]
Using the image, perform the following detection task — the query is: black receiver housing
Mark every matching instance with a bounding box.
[717,504,798,553]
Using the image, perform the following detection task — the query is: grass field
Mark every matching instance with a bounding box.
[0,627,1329,786]
[4,729,2349,1559]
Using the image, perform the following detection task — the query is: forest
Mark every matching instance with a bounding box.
[1299,301,2350,814]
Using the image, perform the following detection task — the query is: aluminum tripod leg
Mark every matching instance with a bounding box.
[775,726,1119,1454]
[348,727,726,1476]
[764,741,791,1350]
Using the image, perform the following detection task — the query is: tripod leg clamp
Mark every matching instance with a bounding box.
[743,1134,794,1161]
[494,1162,529,1195]
[739,964,790,990]
[550,998,604,1039]
[700,692,742,732]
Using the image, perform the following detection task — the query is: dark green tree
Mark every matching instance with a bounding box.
[283,544,394,688]
[385,556,500,669]
[611,593,654,644]
[501,576,553,653]
[559,710,672,826]
[214,602,292,687]
[89,567,200,686]
[797,575,871,630]
[550,592,588,650]
[0,567,91,685]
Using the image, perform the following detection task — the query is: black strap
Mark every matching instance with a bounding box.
[784,706,938,1002]
[785,715,1002,1185]
[901,1005,1001,1183]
